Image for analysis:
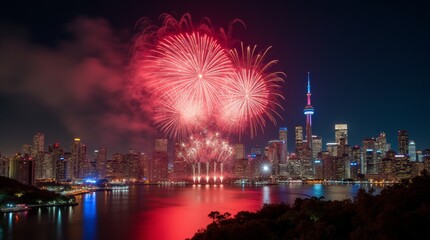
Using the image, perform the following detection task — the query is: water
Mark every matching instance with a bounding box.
[1,183,377,240]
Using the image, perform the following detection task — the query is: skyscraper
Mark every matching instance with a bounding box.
[363,138,376,174]
[69,138,87,179]
[398,130,408,154]
[312,136,322,160]
[279,127,288,164]
[279,127,288,144]
[174,142,188,181]
[32,133,44,156]
[303,72,315,151]
[234,144,245,160]
[408,140,416,161]
[95,147,107,178]
[153,138,168,182]
[376,132,389,153]
[295,126,304,158]
[335,124,348,145]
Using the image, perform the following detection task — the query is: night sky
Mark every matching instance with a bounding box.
[1,1,429,156]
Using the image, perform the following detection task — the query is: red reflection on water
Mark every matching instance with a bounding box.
[131,185,263,240]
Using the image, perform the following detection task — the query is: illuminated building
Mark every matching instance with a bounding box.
[398,130,409,154]
[56,152,69,181]
[32,133,44,156]
[303,72,314,157]
[95,147,107,178]
[268,140,283,176]
[9,154,35,185]
[139,153,150,181]
[417,150,423,162]
[314,153,323,179]
[50,143,65,180]
[295,126,304,158]
[234,144,245,160]
[124,149,141,180]
[408,140,416,161]
[298,73,316,178]
[152,138,168,182]
[381,157,394,178]
[337,137,348,157]
[279,127,288,165]
[394,154,412,180]
[335,124,348,145]
[106,153,123,179]
[423,149,430,172]
[0,154,9,177]
[69,138,85,179]
[363,138,376,174]
[350,145,362,178]
[286,153,301,179]
[312,135,322,160]
[376,132,389,153]
[34,151,48,179]
[173,142,188,181]
[234,157,248,179]
[22,144,32,156]
[326,143,338,157]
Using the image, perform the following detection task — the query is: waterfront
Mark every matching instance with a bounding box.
[1,183,380,240]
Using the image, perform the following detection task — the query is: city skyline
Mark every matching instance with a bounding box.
[1,1,429,155]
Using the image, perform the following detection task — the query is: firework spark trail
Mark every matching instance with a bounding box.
[177,132,232,164]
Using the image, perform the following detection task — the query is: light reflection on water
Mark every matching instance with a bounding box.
[0,184,381,240]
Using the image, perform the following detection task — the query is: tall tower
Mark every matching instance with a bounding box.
[303,72,315,151]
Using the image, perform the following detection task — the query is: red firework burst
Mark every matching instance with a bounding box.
[145,32,233,112]
[133,14,284,140]
[218,44,284,137]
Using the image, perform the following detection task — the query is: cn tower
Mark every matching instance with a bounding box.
[303,72,314,151]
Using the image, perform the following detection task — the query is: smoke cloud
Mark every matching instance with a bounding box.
[0,17,156,152]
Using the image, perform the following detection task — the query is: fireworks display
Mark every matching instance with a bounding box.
[133,13,285,140]
[177,131,233,183]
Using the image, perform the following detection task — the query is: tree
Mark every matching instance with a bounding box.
[208,211,220,223]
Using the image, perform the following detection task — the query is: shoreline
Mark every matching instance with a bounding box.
[1,202,78,213]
